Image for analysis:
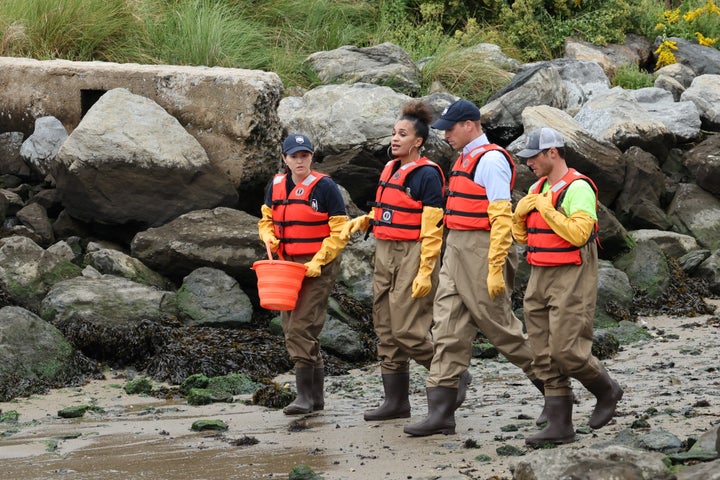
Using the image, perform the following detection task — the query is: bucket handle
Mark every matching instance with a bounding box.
[265,241,285,261]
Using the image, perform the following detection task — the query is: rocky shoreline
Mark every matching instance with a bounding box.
[2,305,719,480]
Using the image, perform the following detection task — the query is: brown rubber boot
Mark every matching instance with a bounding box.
[364,372,411,421]
[403,386,457,436]
[531,379,548,425]
[312,367,324,411]
[283,367,314,415]
[583,364,623,429]
[455,370,472,409]
[525,395,576,448]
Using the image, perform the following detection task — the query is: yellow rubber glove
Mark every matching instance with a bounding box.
[487,200,513,299]
[535,192,596,247]
[513,193,538,220]
[258,204,280,252]
[511,193,538,245]
[411,206,444,299]
[339,209,374,242]
[304,215,350,277]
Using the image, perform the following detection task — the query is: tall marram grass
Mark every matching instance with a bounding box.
[138,0,269,68]
[0,0,146,62]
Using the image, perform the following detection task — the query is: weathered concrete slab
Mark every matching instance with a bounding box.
[0,57,284,189]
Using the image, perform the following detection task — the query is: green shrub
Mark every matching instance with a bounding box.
[612,63,657,89]
[499,0,644,62]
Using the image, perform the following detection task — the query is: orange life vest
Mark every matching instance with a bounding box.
[444,144,516,230]
[271,171,330,256]
[525,168,599,267]
[370,158,445,241]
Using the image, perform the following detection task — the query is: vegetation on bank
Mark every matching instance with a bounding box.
[1,0,720,104]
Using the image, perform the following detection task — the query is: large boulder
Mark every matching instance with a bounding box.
[681,75,720,131]
[175,267,253,328]
[0,306,100,402]
[19,116,68,178]
[52,88,238,228]
[614,147,671,230]
[304,42,421,95]
[682,133,720,196]
[632,87,701,143]
[481,64,568,144]
[130,207,266,288]
[667,183,720,251]
[574,86,675,161]
[0,131,30,178]
[39,274,175,366]
[0,57,284,193]
[0,235,82,311]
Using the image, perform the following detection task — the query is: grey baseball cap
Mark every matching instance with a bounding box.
[516,127,565,158]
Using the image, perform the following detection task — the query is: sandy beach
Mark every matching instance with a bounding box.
[2,303,719,480]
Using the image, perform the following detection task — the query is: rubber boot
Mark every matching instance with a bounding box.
[531,379,549,425]
[364,372,410,421]
[283,367,314,415]
[583,364,623,429]
[403,387,457,436]
[312,367,324,411]
[455,370,472,409]
[525,395,576,448]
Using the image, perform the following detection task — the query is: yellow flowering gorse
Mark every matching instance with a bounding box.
[653,0,720,68]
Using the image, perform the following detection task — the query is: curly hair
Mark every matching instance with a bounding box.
[399,100,433,146]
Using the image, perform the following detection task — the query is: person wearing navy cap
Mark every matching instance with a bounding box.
[404,99,544,437]
[513,127,623,447]
[258,133,349,415]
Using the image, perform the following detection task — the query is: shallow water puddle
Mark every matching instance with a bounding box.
[1,431,334,479]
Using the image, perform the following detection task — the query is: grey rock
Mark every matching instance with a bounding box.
[511,445,669,480]
[0,235,82,310]
[614,147,671,231]
[0,131,30,178]
[696,249,720,295]
[319,315,365,361]
[681,74,720,131]
[53,88,238,227]
[19,116,68,177]
[667,183,720,251]
[176,267,253,327]
[613,240,670,300]
[682,133,720,196]
[131,207,267,286]
[0,305,98,402]
[574,86,675,161]
[596,260,633,328]
[637,429,683,453]
[628,230,700,259]
[305,42,421,95]
[83,247,174,290]
[15,202,54,247]
[632,87,701,142]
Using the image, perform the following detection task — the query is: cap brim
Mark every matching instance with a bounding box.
[284,146,313,154]
[431,118,457,130]
[515,148,542,158]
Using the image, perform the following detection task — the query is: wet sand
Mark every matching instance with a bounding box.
[2,305,719,480]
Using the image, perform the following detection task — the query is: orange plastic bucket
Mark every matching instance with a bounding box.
[252,243,307,311]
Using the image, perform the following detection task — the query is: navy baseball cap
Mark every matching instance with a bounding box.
[282,134,314,154]
[516,127,565,158]
[432,99,481,130]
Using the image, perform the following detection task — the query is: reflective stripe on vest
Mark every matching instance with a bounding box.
[271,172,330,256]
[370,158,445,241]
[525,169,599,266]
[444,144,516,230]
